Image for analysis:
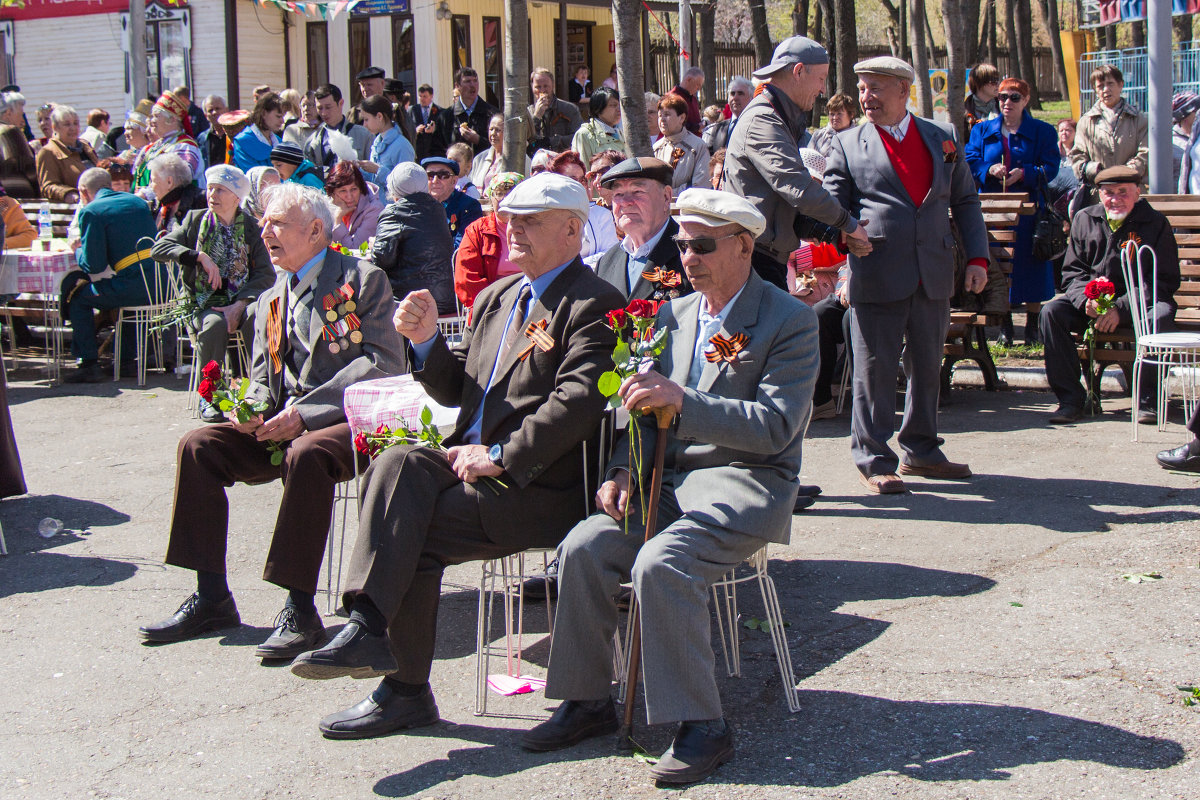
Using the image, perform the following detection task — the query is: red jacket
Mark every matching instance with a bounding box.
[454,213,505,314]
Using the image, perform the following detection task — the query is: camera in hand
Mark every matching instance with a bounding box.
[792,214,841,245]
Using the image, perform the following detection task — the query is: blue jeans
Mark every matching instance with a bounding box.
[68,266,165,362]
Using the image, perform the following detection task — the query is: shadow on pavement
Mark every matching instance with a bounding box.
[0,549,139,599]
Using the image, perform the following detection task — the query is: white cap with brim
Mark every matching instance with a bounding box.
[675,188,767,238]
[853,56,917,83]
[751,35,830,80]
[497,172,589,222]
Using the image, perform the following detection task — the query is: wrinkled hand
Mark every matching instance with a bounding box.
[196,252,222,288]
[357,160,380,174]
[1005,168,1024,187]
[596,470,633,520]
[618,370,684,416]
[213,300,247,333]
[843,219,872,257]
[255,405,305,442]
[447,444,503,483]
[532,94,552,118]
[835,283,850,308]
[964,264,988,294]
[394,289,439,344]
[460,123,480,144]
[231,413,263,434]
[989,163,1008,180]
[1095,307,1120,333]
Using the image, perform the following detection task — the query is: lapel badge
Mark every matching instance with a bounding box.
[705,331,749,364]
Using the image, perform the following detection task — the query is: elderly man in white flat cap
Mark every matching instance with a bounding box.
[151,164,275,421]
[823,56,989,495]
[723,35,872,291]
[291,172,626,739]
[523,189,818,786]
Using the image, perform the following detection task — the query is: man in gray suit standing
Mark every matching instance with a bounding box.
[824,57,990,494]
[521,189,818,785]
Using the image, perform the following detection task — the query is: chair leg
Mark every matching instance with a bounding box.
[711,572,742,678]
[754,556,801,713]
[475,559,497,716]
[113,314,123,381]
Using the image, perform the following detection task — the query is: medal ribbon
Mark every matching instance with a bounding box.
[705,332,748,364]
[267,297,283,373]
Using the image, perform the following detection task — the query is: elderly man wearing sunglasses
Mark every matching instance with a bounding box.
[525,188,817,786]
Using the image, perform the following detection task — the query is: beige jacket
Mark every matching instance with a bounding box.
[653,129,710,193]
[1069,99,1148,184]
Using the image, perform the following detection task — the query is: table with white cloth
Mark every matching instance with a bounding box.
[0,248,77,381]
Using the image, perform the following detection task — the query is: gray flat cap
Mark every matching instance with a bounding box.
[675,188,767,238]
[853,56,917,83]
[751,36,829,80]
[498,172,590,222]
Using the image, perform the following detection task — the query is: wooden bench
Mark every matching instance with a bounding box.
[18,200,78,240]
[1075,194,1200,395]
[941,193,1035,396]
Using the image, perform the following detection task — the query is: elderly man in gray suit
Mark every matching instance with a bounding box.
[140,183,405,660]
[823,57,989,494]
[522,189,817,785]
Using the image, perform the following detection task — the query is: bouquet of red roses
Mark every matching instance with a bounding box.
[197,360,287,465]
[1082,277,1117,415]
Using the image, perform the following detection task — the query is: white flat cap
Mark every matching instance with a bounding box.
[675,188,766,238]
[498,172,589,222]
[853,56,917,83]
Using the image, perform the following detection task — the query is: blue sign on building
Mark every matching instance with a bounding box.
[352,0,410,15]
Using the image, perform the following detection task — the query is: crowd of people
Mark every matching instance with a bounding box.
[1,35,1197,789]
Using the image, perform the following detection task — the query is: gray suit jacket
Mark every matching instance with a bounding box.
[593,218,692,301]
[612,272,818,544]
[248,250,405,430]
[823,117,989,305]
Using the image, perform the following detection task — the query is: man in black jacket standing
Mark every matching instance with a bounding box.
[440,68,496,156]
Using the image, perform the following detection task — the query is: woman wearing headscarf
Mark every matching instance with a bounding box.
[151,165,274,421]
[325,160,383,250]
[1173,92,1200,194]
[242,166,280,221]
[370,162,456,313]
[232,92,285,171]
[454,171,523,313]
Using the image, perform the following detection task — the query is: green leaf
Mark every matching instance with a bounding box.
[648,327,668,350]
[607,394,623,410]
[270,450,284,466]
[420,405,433,426]
[1009,601,1024,607]
[612,341,631,367]
[217,400,233,412]
[237,379,248,401]
[251,401,270,413]
[1122,572,1163,583]
[759,619,772,632]
[234,406,250,424]
[598,371,621,397]
[742,618,760,631]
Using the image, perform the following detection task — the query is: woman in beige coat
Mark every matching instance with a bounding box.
[1068,65,1148,211]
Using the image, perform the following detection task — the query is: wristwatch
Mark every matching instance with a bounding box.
[488,443,503,468]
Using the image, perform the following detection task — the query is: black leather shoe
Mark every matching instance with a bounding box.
[1157,440,1200,473]
[793,495,815,513]
[521,699,619,752]
[254,606,326,660]
[64,363,105,384]
[290,621,398,680]
[319,681,440,739]
[648,720,735,785]
[139,592,240,643]
[199,400,225,423]
[1048,405,1084,425]
[796,484,822,497]
[521,557,558,602]
[118,361,138,379]
[1137,409,1157,425]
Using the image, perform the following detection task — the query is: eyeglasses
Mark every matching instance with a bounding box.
[426,171,455,180]
[997,92,1024,103]
[672,233,741,255]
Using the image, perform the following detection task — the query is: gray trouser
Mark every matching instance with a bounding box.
[850,291,951,476]
[545,486,766,725]
[193,303,255,371]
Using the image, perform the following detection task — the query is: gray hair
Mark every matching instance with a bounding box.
[262,182,337,240]
[202,94,226,110]
[683,66,705,81]
[0,91,25,115]
[727,76,753,94]
[644,91,661,111]
[78,167,112,195]
[148,152,193,188]
[50,104,78,126]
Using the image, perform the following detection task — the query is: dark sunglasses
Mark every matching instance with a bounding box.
[672,232,741,255]
[426,170,455,179]
[997,92,1024,103]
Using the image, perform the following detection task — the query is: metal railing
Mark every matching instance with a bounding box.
[1078,45,1200,114]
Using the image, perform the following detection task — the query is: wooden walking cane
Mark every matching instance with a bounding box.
[617,405,676,752]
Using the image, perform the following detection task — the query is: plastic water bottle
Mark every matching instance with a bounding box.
[37,518,63,538]
[37,201,52,242]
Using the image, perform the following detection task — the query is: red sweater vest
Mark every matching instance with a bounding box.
[876,124,933,206]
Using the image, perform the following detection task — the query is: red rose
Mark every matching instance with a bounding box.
[1084,278,1116,300]
[625,299,658,318]
[606,308,627,330]
[201,360,222,381]
[354,432,370,455]
[197,378,216,403]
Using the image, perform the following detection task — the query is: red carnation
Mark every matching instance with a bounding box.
[1084,278,1116,300]
[201,360,222,381]
[606,308,627,330]
[354,432,370,455]
[197,378,216,403]
[625,299,658,318]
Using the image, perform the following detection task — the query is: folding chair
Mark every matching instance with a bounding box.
[113,244,176,386]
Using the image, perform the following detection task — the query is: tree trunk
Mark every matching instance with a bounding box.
[978,1,991,65]
[833,0,859,100]
[698,5,716,109]
[1130,20,1145,49]
[1014,0,1040,108]
[964,0,980,67]
[812,0,823,49]
[1002,0,1017,77]
[899,0,907,65]
[613,0,649,156]
[748,0,774,67]
[1035,0,1070,99]
[909,0,932,117]
[502,0,529,172]
[987,1,998,64]
[794,0,809,36]
[941,0,967,134]
[1174,12,1193,47]
[922,0,936,66]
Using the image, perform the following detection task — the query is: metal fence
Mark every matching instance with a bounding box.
[648,42,757,101]
[1078,45,1200,113]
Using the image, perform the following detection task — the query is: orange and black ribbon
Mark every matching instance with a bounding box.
[705,331,748,364]
[267,297,283,373]
[517,319,554,361]
[641,268,682,288]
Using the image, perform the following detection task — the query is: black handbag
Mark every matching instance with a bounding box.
[1031,172,1068,262]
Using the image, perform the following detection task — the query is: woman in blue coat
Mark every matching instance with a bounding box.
[966,77,1060,344]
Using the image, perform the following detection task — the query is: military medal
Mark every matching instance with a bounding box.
[328,340,341,354]
[326,309,338,322]
[350,330,363,344]
[344,300,356,313]
[336,303,347,315]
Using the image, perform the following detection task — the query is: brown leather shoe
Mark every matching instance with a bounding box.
[859,473,906,494]
[898,461,972,480]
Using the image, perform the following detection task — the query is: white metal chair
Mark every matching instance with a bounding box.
[1119,241,1200,441]
[113,243,176,386]
[322,446,362,615]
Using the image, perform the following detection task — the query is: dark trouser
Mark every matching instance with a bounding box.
[750,249,788,291]
[193,304,256,372]
[1189,404,1200,438]
[1039,296,1174,409]
[342,445,539,685]
[813,294,849,406]
[165,422,361,595]
[850,291,950,476]
[68,266,163,361]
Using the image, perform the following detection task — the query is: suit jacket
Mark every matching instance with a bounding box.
[439,97,498,157]
[414,257,624,545]
[76,188,158,275]
[36,137,99,201]
[302,119,373,172]
[702,117,734,153]
[526,97,583,155]
[612,272,818,544]
[593,217,693,301]
[410,103,449,161]
[823,117,989,305]
[149,208,275,307]
[248,250,405,430]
